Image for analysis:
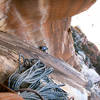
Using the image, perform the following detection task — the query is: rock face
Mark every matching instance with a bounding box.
[0,1,99,99]
[43,18,81,70]
[71,26,100,74]
[0,31,87,88]
[82,42,100,74]
[71,26,100,100]
[0,0,95,70]
[0,31,100,100]
[0,93,24,100]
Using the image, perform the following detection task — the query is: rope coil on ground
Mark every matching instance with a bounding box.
[8,54,68,100]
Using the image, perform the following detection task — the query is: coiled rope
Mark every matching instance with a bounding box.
[8,54,68,100]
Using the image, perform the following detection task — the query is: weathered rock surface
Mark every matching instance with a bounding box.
[0,31,87,90]
[71,26,100,100]
[0,1,98,99]
[0,93,24,100]
[0,31,97,100]
[71,26,100,74]
[0,0,96,70]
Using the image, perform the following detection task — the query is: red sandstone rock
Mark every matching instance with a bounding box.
[0,0,95,71]
[0,93,24,100]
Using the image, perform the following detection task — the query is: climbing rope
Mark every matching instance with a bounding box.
[8,54,68,100]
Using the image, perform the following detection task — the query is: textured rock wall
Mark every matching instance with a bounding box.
[0,93,24,100]
[0,0,96,71]
[43,19,80,70]
[72,26,100,74]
